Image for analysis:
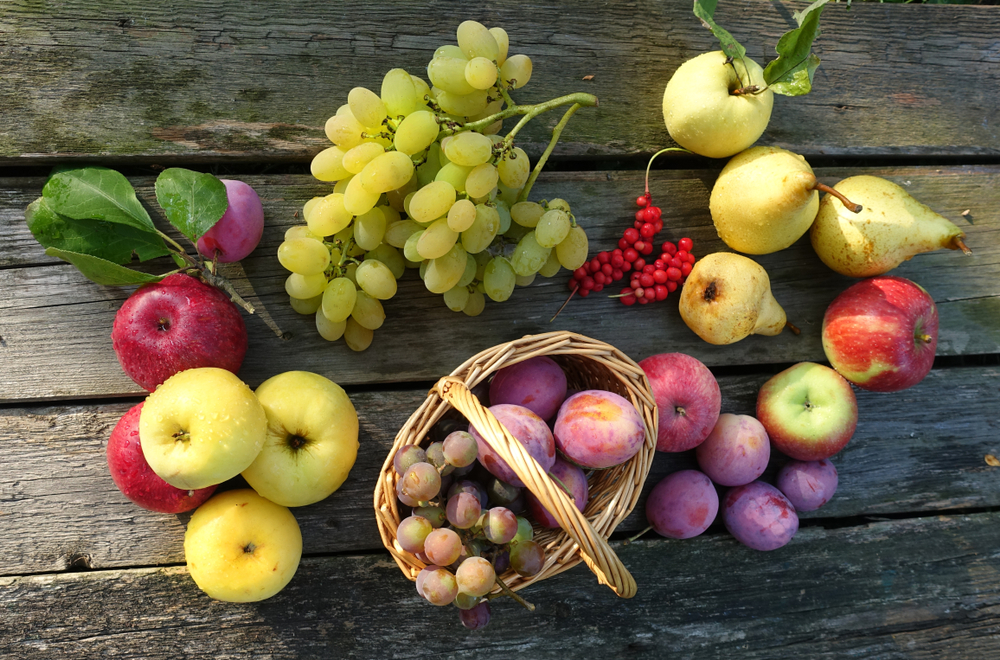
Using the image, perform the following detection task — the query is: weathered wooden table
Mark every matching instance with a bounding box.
[2,1,999,657]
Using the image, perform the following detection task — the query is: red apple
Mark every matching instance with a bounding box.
[106,402,217,513]
[111,273,248,391]
[756,362,857,461]
[822,276,938,392]
[639,353,721,452]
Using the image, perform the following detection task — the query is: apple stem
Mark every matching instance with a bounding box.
[814,183,863,213]
[644,147,691,197]
[786,321,801,336]
[917,333,933,344]
[549,284,577,323]
[623,526,652,545]
[952,236,973,256]
[492,574,535,612]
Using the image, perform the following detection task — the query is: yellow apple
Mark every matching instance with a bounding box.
[242,371,359,507]
[184,489,302,602]
[139,367,266,490]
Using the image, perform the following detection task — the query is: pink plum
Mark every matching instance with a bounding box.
[645,470,719,539]
[723,481,799,551]
[696,413,770,487]
[553,390,646,469]
[776,459,839,512]
[196,179,265,263]
[526,457,590,529]
[489,356,568,421]
[468,404,555,488]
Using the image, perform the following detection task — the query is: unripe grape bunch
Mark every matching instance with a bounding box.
[276,19,598,351]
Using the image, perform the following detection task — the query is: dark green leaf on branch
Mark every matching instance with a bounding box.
[763,0,828,96]
[44,248,165,286]
[42,166,156,233]
[693,0,746,60]
[154,168,228,243]
[26,197,170,264]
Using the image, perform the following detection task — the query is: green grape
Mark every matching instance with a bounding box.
[417,218,459,260]
[510,540,544,577]
[344,317,374,352]
[453,592,481,611]
[311,146,350,182]
[321,277,357,323]
[461,204,500,254]
[380,203,402,225]
[464,57,498,90]
[351,290,385,330]
[333,176,352,195]
[510,201,543,227]
[497,181,521,206]
[409,180,456,224]
[411,74,432,103]
[302,197,323,220]
[348,86,387,128]
[396,514,433,554]
[285,272,328,299]
[366,243,406,279]
[512,516,534,544]
[495,200,511,233]
[324,113,365,149]
[394,110,439,155]
[500,54,532,89]
[285,224,319,241]
[434,44,467,60]
[444,131,493,167]
[344,261,359,285]
[307,193,353,237]
[403,230,426,264]
[537,248,562,277]
[510,231,551,276]
[344,173,381,216]
[355,259,397,300]
[427,56,476,96]
[385,219,423,248]
[489,27,509,65]
[555,224,589,270]
[515,272,536,286]
[473,249,491,279]
[497,147,530,188]
[463,290,486,316]
[381,68,417,117]
[455,556,495,599]
[483,256,516,302]
[353,207,386,251]
[447,199,477,232]
[435,161,472,194]
[443,285,470,312]
[436,88,489,117]
[465,163,498,199]
[277,237,330,275]
[424,244,467,294]
[342,141,385,174]
[535,209,571,248]
[315,310,347,341]
[289,294,323,315]
[360,151,415,194]
[456,251,477,287]
[456,20,499,60]
[333,223,353,244]
[547,198,572,213]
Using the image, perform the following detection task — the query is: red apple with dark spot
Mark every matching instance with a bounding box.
[639,353,721,452]
[106,402,217,513]
[822,276,938,392]
[111,273,248,391]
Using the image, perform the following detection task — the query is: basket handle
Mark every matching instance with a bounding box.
[433,376,637,599]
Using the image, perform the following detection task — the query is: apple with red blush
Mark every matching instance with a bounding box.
[106,402,217,513]
[196,179,265,263]
[639,353,721,452]
[822,276,938,392]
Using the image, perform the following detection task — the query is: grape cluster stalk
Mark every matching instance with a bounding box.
[276,20,597,350]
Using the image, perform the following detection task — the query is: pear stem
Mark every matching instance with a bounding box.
[786,321,801,336]
[814,183,862,213]
[952,236,973,256]
[644,147,692,197]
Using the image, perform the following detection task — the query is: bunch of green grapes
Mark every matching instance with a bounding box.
[277,20,591,351]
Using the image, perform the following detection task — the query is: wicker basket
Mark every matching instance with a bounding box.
[373,330,658,599]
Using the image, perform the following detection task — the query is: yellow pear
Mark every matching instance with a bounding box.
[709,146,820,254]
[811,175,971,278]
[678,252,788,345]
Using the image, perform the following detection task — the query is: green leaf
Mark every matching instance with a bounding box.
[693,0,746,60]
[154,168,228,243]
[42,166,156,233]
[44,248,165,286]
[763,0,828,96]
[26,197,171,264]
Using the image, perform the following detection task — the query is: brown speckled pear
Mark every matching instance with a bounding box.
[811,175,971,278]
[709,146,820,255]
[678,252,787,345]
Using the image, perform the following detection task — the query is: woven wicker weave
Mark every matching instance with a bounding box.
[373,330,657,599]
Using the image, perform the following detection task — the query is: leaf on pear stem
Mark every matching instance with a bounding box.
[154,168,229,244]
[42,166,157,234]
[763,0,829,96]
[44,248,165,286]
[693,0,746,60]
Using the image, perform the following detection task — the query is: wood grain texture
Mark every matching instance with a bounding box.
[2,367,997,577]
[2,511,999,658]
[1,1,999,163]
[2,166,996,402]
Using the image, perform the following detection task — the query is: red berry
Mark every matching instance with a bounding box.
[633,286,645,299]
[666,267,682,281]
[620,287,637,305]
[597,251,610,264]
[670,257,683,269]
[581,276,595,290]
[573,267,588,280]
[666,280,678,293]
[678,237,693,252]
[686,252,696,264]
[634,209,645,223]
[623,248,639,263]
[618,238,630,250]
[653,220,663,233]
[662,241,677,255]
[611,253,624,268]
[676,250,689,261]
[592,283,604,292]
[622,261,632,272]
[641,243,654,255]
[646,206,662,221]
[640,273,655,288]
[611,268,623,280]
[623,228,640,244]
[653,269,668,284]
[654,284,669,301]
[593,272,606,285]
[638,295,650,305]
[578,288,590,297]
[681,262,693,276]
[589,258,601,272]
[601,263,613,276]
[633,258,646,270]
[633,240,646,252]
[640,223,655,239]
[636,195,649,208]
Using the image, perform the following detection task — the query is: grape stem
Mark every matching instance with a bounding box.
[492,573,536,612]
[517,103,583,203]
[439,92,598,140]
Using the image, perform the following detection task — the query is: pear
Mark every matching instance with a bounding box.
[811,175,972,278]
[662,51,774,159]
[709,146,821,255]
[678,252,789,345]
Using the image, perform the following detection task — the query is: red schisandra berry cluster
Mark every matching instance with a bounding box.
[568,194,697,305]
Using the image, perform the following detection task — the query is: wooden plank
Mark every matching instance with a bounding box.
[2,366,997,576]
[2,1,999,163]
[2,512,998,658]
[1,166,997,402]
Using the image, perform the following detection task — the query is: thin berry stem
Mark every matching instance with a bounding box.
[549,284,577,322]
[644,147,691,197]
